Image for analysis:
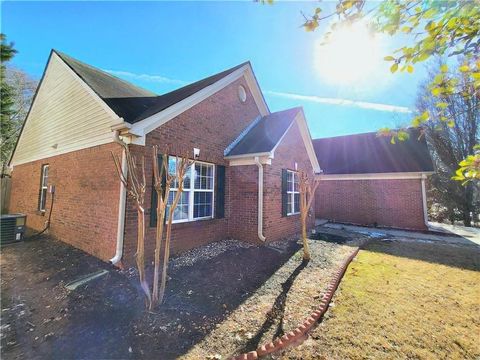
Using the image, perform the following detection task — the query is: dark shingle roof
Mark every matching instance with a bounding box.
[55,50,248,123]
[312,129,434,174]
[226,108,300,156]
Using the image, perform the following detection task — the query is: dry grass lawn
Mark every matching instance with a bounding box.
[276,239,480,360]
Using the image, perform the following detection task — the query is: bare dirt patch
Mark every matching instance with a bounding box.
[1,231,361,360]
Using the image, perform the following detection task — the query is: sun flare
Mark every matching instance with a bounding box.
[314,22,382,85]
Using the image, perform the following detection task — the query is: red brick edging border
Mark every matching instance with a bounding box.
[231,246,361,360]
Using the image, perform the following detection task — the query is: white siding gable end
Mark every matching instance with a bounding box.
[10,52,122,166]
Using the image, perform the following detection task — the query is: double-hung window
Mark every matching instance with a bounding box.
[166,158,215,223]
[39,164,49,211]
[286,170,300,215]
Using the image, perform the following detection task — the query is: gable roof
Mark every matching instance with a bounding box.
[55,50,251,124]
[226,108,301,156]
[312,128,434,175]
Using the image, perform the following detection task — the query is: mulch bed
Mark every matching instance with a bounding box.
[1,230,364,359]
[181,230,365,359]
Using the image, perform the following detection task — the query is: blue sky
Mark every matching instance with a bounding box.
[2,1,429,138]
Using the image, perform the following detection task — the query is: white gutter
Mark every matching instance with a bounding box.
[254,156,266,242]
[421,173,429,227]
[110,130,128,265]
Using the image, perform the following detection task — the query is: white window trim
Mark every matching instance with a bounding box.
[39,164,49,212]
[286,170,300,216]
[169,159,215,224]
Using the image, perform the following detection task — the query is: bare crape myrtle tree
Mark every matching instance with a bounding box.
[113,143,193,310]
[298,170,320,261]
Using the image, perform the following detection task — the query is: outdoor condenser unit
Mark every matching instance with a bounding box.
[0,214,26,245]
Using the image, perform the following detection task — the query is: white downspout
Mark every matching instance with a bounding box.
[254,156,266,242]
[421,174,429,228]
[110,130,128,265]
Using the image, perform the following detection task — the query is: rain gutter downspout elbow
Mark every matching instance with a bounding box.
[254,156,266,242]
[110,130,128,265]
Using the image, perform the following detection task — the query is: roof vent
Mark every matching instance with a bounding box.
[238,85,247,103]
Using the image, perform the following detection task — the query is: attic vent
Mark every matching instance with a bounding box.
[238,85,247,103]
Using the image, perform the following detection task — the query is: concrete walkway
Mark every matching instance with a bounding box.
[316,220,480,247]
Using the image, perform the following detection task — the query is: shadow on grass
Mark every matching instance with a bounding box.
[364,239,480,272]
[241,258,310,353]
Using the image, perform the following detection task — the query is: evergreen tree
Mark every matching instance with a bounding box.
[1,34,18,170]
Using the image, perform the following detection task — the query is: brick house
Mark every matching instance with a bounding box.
[9,50,320,265]
[313,130,434,230]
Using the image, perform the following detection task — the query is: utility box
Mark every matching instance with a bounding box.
[0,214,27,245]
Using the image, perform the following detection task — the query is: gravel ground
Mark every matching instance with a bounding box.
[181,230,365,359]
[170,239,254,270]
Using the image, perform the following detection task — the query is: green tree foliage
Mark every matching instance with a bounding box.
[1,34,18,171]
[0,35,38,173]
[302,0,480,182]
[417,60,479,226]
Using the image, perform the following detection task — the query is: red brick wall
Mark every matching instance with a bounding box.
[263,120,315,241]
[9,143,123,261]
[122,77,262,265]
[228,165,259,243]
[315,178,427,230]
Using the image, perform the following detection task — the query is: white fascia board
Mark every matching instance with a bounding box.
[274,109,321,174]
[228,155,272,166]
[224,151,272,160]
[244,66,269,116]
[318,172,434,181]
[128,63,270,142]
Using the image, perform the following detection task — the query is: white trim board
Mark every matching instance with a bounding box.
[293,109,321,174]
[317,172,434,181]
[224,109,322,174]
[127,64,270,145]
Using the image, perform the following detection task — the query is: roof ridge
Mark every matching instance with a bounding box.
[157,61,250,97]
[53,49,157,97]
[52,50,253,123]
[313,127,419,141]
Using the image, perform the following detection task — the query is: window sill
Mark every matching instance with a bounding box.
[287,212,300,216]
[169,216,221,228]
[36,210,46,216]
[172,216,214,225]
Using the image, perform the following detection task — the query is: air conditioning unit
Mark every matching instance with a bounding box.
[0,214,26,245]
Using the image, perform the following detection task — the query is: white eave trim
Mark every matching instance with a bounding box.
[128,63,269,145]
[226,154,272,166]
[291,109,321,174]
[318,171,434,181]
[223,108,321,174]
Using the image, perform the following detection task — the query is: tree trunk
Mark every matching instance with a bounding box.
[158,212,173,305]
[151,201,166,308]
[301,213,310,261]
[135,205,152,309]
